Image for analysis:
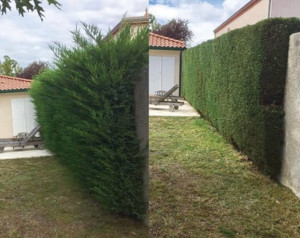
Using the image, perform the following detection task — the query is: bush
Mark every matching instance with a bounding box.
[30,24,148,220]
[182,18,300,178]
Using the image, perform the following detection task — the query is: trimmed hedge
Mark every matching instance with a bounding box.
[30,24,148,220]
[182,18,300,178]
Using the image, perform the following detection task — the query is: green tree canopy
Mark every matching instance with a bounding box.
[153,18,193,43]
[17,60,49,79]
[0,0,60,20]
[149,14,161,32]
[0,55,22,76]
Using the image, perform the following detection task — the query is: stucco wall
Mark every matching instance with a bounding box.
[270,0,300,18]
[281,32,300,198]
[149,49,181,96]
[216,0,269,37]
[112,24,147,39]
[0,91,30,138]
[131,24,147,37]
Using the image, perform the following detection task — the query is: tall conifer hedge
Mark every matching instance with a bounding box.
[182,18,300,178]
[30,24,148,220]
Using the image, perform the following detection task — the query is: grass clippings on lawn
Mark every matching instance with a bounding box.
[0,157,148,238]
[149,117,300,238]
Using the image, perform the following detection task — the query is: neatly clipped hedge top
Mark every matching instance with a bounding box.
[182,18,300,178]
[30,24,148,220]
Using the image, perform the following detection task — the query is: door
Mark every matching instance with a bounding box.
[161,57,175,91]
[11,98,36,136]
[149,56,175,95]
[149,56,162,95]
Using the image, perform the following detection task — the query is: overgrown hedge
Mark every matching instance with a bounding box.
[182,18,300,178]
[30,25,148,220]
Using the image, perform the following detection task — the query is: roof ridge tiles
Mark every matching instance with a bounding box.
[0,75,32,92]
[149,32,185,44]
[0,74,31,82]
[149,32,186,49]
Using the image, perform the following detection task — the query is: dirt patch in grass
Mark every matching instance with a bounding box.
[0,157,148,238]
[149,117,300,238]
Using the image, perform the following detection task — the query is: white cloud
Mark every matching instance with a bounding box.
[223,0,249,13]
[0,0,250,68]
[0,0,147,67]
[150,0,250,46]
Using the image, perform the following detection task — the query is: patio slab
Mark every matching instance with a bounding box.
[0,146,53,160]
[149,100,200,117]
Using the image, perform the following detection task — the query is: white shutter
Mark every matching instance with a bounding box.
[149,56,162,95]
[24,98,36,132]
[11,98,26,136]
[149,56,176,95]
[11,98,36,136]
[161,56,175,91]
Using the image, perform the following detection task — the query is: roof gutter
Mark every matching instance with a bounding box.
[149,46,186,51]
[0,89,29,94]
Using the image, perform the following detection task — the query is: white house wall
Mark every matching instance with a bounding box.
[215,0,269,37]
[270,0,300,18]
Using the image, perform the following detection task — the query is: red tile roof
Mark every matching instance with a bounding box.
[0,75,32,92]
[149,32,186,49]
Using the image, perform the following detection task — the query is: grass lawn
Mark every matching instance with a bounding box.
[149,117,300,238]
[0,157,148,238]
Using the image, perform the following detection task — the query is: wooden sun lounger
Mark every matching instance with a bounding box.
[149,85,184,112]
[0,125,44,153]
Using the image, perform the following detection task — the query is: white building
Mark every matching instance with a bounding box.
[0,75,36,138]
[149,33,185,96]
[214,0,300,37]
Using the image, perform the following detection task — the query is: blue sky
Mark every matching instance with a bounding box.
[149,0,249,46]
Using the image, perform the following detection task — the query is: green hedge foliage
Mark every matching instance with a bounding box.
[30,24,148,220]
[182,18,300,178]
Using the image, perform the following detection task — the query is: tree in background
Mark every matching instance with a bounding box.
[17,61,49,79]
[153,18,193,43]
[149,14,161,32]
[0,0,60,20]
[0,55,22,76]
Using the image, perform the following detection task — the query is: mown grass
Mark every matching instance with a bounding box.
[0,157,148,238]
[149,117,300,238]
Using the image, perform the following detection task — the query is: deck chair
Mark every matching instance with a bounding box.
[0,125,43,153]
[149,85,184,112]
[22,125,41,144]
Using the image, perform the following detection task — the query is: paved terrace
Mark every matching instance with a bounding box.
[149,100,200,117]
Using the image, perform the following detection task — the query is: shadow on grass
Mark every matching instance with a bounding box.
[149,117,300,238]
[0,157,148,238]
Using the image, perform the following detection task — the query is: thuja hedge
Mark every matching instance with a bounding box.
[182,18,300,178]
[30,24,148,220]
